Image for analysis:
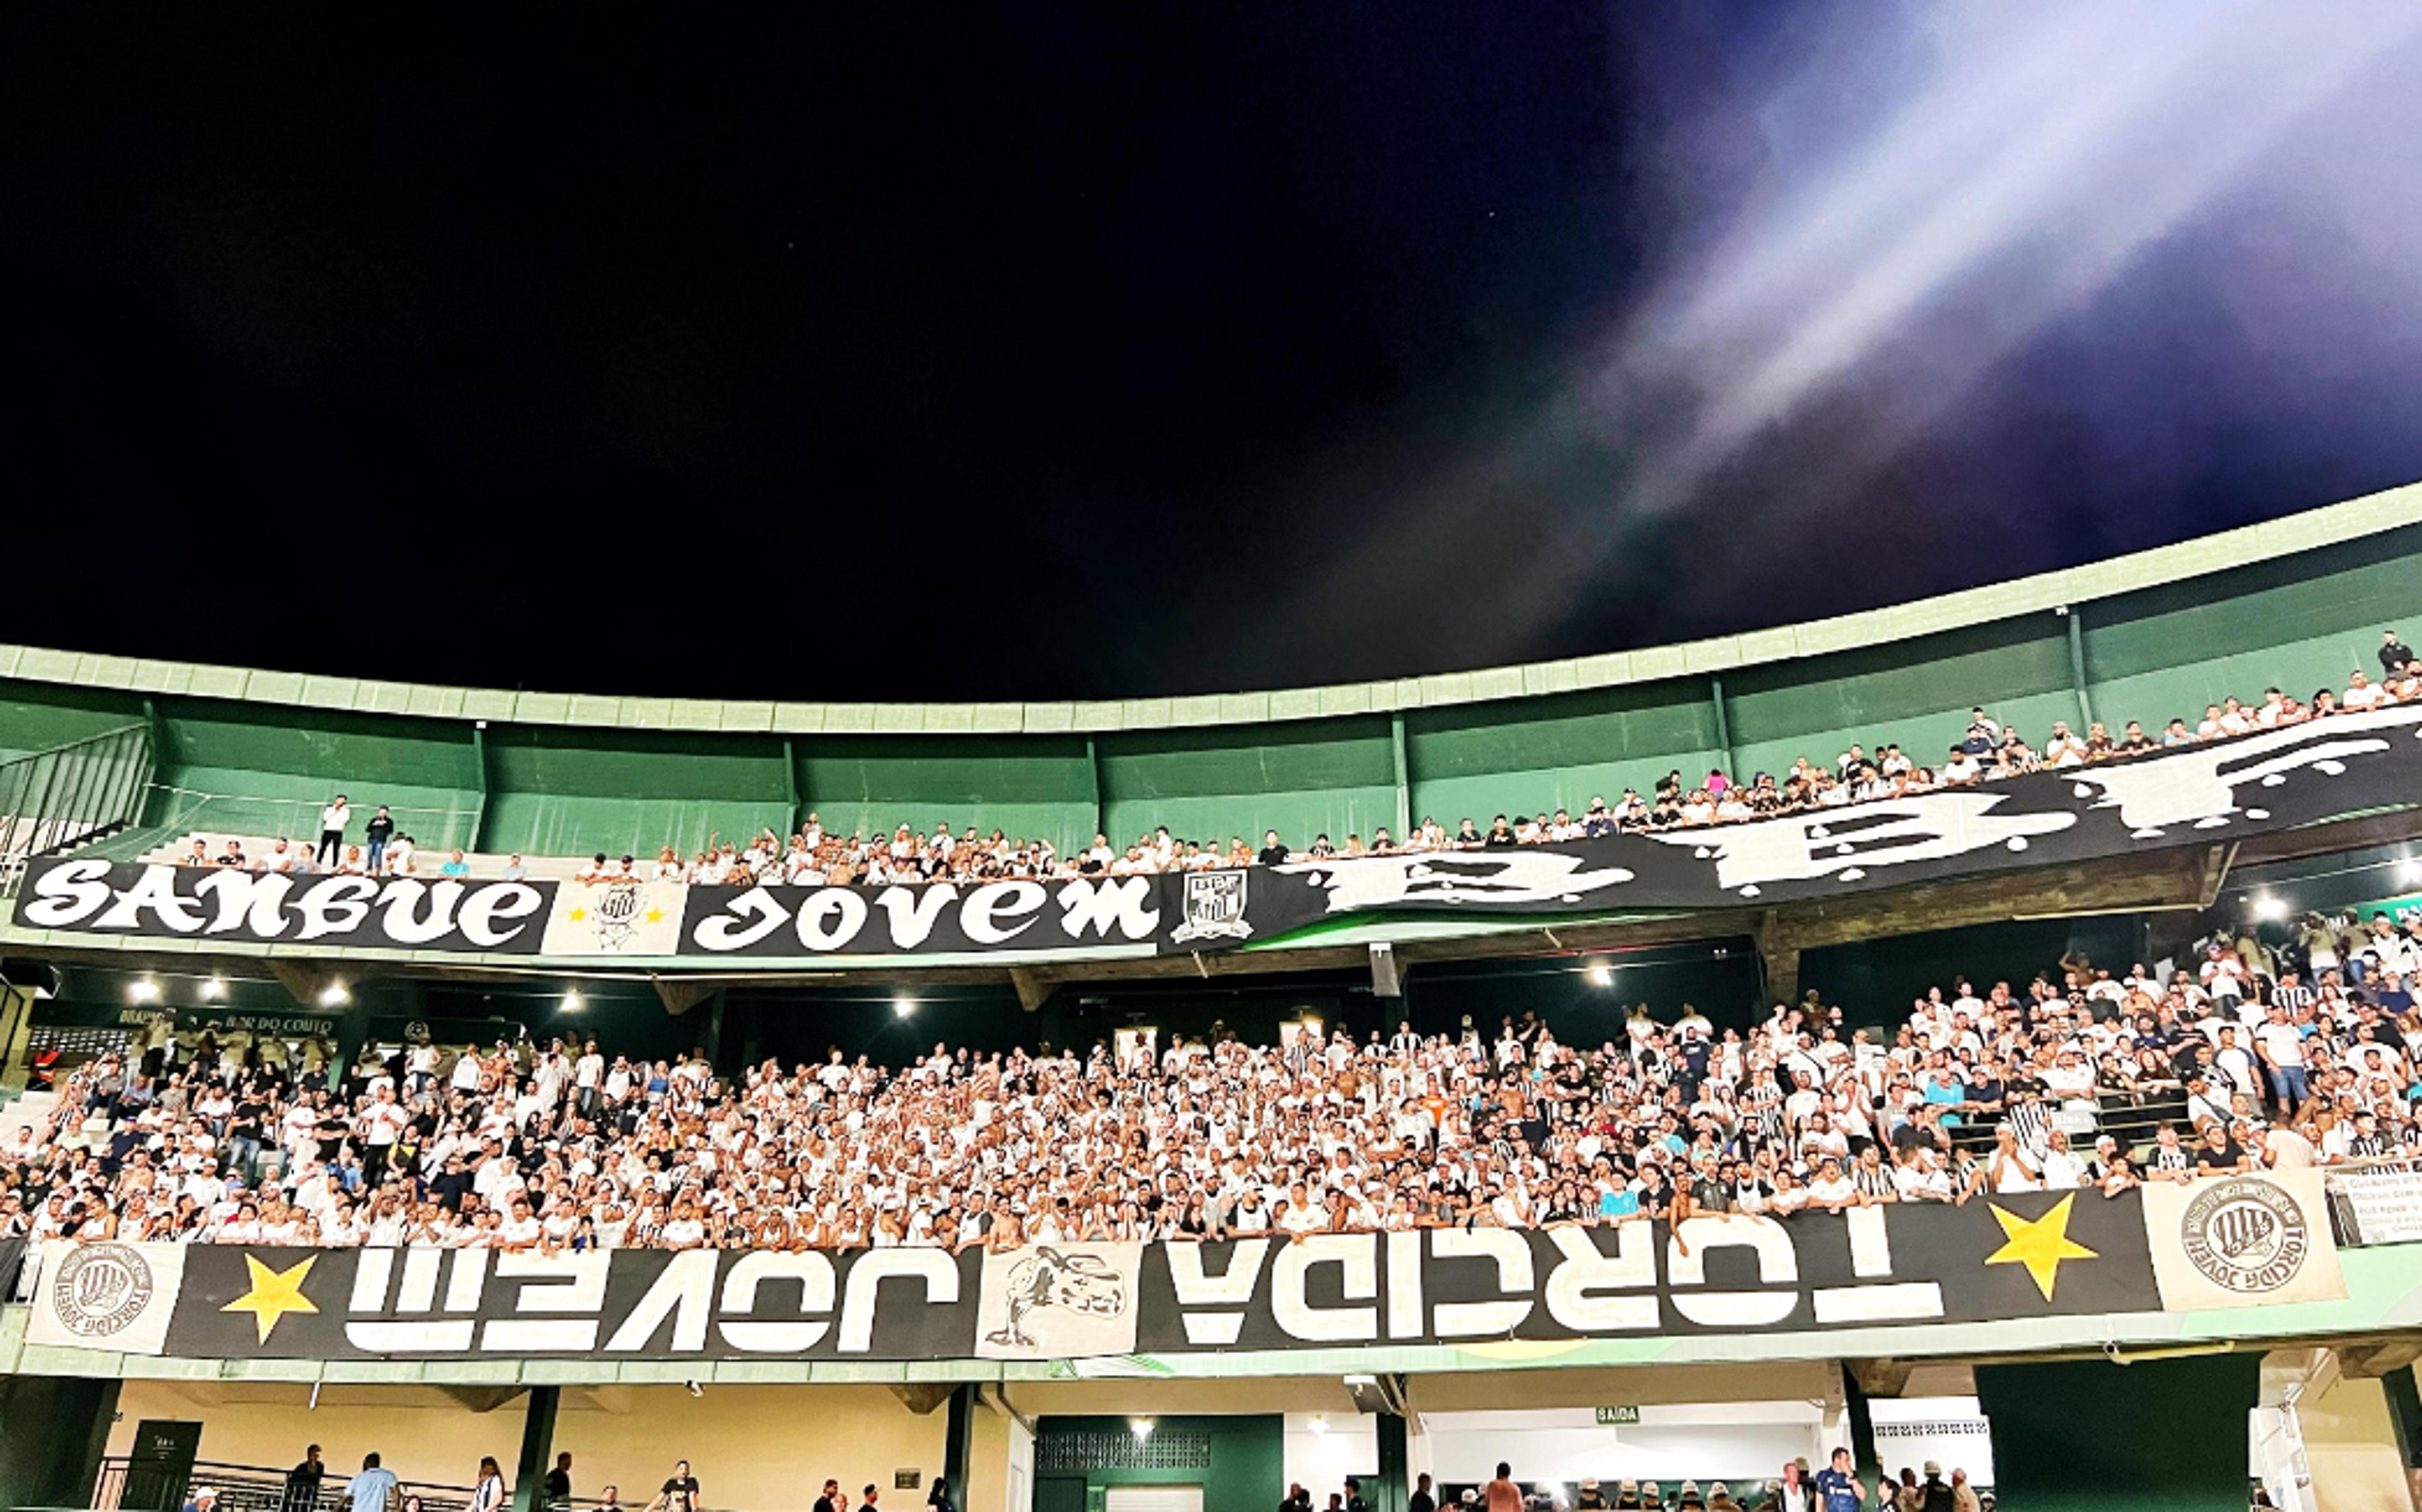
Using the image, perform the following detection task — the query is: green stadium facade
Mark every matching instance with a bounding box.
[0,484,2418,1512]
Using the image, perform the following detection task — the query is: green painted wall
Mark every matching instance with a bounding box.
[0,1374,119,1509]
[150,701,483,851]
[9,508,2421,863]
[1974,1354,2259,1512]
[799,733,1096,853]
[1101,719,1396,847]
[483,726,788,858]
[1033,1414,1283,1512]
[1725,616,2080,779]
[1408,680,1724,823]
[2080,528,2422,731]
[0,682,141,763]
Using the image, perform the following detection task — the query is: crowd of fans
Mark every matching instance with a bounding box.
[8,901,2419,1252]
[174,634,2422,887]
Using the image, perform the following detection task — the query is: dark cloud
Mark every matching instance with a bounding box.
[2,4,2416,701]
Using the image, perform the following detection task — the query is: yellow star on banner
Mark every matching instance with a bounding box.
[1984,1192,2098,1301]
[644,908,664,924]
[568,906,588,921]
[221,1254,320,1343]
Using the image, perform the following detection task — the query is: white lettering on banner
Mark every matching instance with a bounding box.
[399,1246,444,1311]
[344,1246,477,1354]
[837,1249,959,1353]
[1386,1230,1424,1338]
[875,884,959,949]
[1056,876,1161,939]
[1542,1224,1660,1333]
[445,1247,489,1312]
[459,883,544,948]
[962,880,1048,945]
[1668,1215,1799,1327]
[2074,704,2419,830]
[293,876,381,939]
[718,1251,836,1352]
[1427,1228,1535,1337]
[1270,1234,1378,1341]
[1846,1206,1895,1277]
[97,866,204,933]
[481,1252,610,1353]
[21,858,112,926]
[378,880,471,945]
[606,1250,717,1352]
[1284,849,1637,915]
[1164,1238,1268,1346]
[1672,792,2076,893]
[694,888,787,951]
[795,888,870,951]
[193,870,297,936]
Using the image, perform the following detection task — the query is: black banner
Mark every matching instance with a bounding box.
[21,704,2422,961]
[15,866,556,954]
[157,1194,2155,1361]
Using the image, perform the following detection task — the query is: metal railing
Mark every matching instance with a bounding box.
[91,1460,691,1512]
[93,1460,477,1512]
[0,723,153,896]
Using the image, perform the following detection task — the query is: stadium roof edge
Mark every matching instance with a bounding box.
[5,479,2418,733]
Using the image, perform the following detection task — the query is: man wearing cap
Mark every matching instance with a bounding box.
[1574,1480,1605,1511]
[1916,1463,1953,1512]
[1813,1448,1864,1512]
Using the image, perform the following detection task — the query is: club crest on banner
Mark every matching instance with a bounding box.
[29,1240,186,1355]
[1170,871,1251,943]
[2181,1178,2311,1294]
[542,880,683,957]
[2144,1168,2346,1310]
[50,1243,154,1339]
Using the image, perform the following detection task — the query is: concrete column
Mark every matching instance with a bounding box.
[510,1386,562,1512]
[0,1375,121,1509]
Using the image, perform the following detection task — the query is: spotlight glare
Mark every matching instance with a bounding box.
[202,976,226,999]
[2252,895,2290,922]
[128,978,160,1003]
[319,982,349,1006]
[893,996,915,1018]
[1129,1417,1153,1439]
[563,991,585,1013]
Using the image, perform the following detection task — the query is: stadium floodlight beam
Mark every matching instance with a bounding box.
[320,981,349,1006]
[128,977,160,1003]
[893,995,916,1018]
[202,976,226,999]
[2252,895,2290,922]
[1129,1417,1153,1439]
[563,990,585,1013]
[1584,962,1615,988]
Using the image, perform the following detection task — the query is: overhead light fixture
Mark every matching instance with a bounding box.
[319,982,349,1006]
[2252,895,2290,922]
[201,977,226,1000]
[1343,1374,1378,1387]
[892,995,915,1018]
[1308,1415,1329,1436]
[127,978,160,1003]
[2399,859,2422,887]
[563,991,585,1013]
[1584,962,1614,988]
[1129,1417,1153,1439]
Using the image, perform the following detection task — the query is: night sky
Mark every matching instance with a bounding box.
[5,5,2420,702]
